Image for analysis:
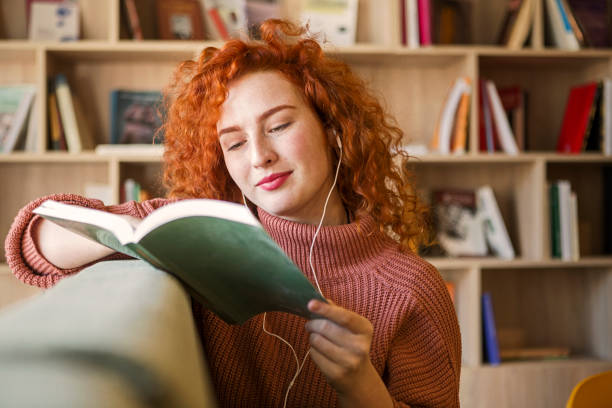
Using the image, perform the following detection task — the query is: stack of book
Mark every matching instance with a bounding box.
[498,0,612,50]
[121,178,151,203]
[549,180,580,261]
[400,0,474,48]
[482,292,570,365]
[430,77,472,155]
[122,0,283,41]
[47,74,94,153]
[478,80,524,154]
[0,84,37,153]
[428,185,515,260]
[556,80,612,155]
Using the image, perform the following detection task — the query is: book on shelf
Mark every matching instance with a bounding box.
[477,185,515,260]
[47,82,67,151]
[122,0,143,40]
[482,292,501,365]
[54,74,95,153]
[530,0,544,48]
[28,0,80,41]
[244,0,282,38]
[121,178,151,203]
[200,0,231,40]
[549,182,561,258]
[109,90,164,145]
[478,79,497,153]
[403,0,420,48]
[432,189,487,257]
[556,82,599,153]
[216,0,248,39]
[431,76,472,155]
[0,84,36,154]
[499,346,570,361]
[300,0,359,47]
[605,79,612,155]
[549,180,579,261]
[497,0,521,45]
[505,0,537,49]
[399,0,432,47]
[485,80,520,155]
[561,0,588,48]
[23,96,39,152]
[156,0,205,40]
[451,83,471,154]
[544,0,580,50]
[417,0,432,45]
[121,0,157,40]
[432,0,472,44]
[498,85,528,151]
[32,199,326,325]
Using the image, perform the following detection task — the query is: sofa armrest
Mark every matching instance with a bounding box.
[0,260,217,408]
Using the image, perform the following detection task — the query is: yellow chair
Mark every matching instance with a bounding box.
[566,371,612,408]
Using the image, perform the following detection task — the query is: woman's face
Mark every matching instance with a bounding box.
[217,71,344,225]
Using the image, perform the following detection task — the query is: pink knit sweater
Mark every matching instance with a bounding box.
[5,194,461,407]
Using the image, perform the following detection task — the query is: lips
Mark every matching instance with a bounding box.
[256,171,292,191]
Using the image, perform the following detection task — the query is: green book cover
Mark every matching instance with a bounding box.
[33,199,326,324]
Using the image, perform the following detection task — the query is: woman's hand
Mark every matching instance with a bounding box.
[305,300,393,408]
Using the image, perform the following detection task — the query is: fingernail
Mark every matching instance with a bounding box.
[308,300,321,311]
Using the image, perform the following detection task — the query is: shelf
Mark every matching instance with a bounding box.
[3,40,612,58]
[429,256,612,270]
[467,357,612,370]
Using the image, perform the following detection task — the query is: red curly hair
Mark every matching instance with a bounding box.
[161,19,429,252]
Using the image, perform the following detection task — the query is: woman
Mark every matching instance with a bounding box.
[6,20,460,407]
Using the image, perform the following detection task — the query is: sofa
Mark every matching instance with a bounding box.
[0,260,218,407]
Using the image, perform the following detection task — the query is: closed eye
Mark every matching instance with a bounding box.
[268,122,291,133]
[228,140,245,151]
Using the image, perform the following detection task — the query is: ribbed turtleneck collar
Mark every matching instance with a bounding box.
[257,207,395,280]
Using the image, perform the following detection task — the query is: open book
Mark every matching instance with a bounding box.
[33,199,326,324]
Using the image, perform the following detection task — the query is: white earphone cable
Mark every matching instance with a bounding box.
[245,138,343,408]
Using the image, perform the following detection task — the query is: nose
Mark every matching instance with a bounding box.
[251,134,278,168]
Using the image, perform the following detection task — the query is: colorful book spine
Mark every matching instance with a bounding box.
[556,82,598,153]
[486,80,519,154]
[407,0,420,48]
[451,90,471,154]
[417,0,432,45]
[482,292,501,365]
[54,74,81,153]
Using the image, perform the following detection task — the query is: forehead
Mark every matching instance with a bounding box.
[218,71,303,122]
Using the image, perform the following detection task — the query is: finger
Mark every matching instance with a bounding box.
[305,318,363,353]
[308,300,372,334]
[308,331,352,366]
[309,346,343,381]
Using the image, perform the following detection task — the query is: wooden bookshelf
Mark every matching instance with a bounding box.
[1,1,612,407]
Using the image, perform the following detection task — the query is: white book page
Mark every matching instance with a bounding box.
[133,199,260,242]
[33,200,136,244]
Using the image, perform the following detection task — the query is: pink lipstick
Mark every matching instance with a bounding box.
[256,171,292,191]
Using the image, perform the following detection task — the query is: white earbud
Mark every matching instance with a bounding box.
[336,134,342,149]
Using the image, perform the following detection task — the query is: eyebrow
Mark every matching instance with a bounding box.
[218,104,296,137]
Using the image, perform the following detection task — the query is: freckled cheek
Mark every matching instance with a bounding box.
[224,159,250,190]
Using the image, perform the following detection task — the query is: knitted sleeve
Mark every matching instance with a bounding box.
[4,193,175,289]
[386,266,461,407]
